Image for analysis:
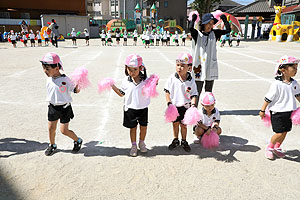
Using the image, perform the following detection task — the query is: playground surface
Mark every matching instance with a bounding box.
[0,39,300,200]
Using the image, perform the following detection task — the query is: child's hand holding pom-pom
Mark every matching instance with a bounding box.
[165,104,179,123]
[70,67,91,90]
[142,74,159,98]
[291,107,300,125]
[201,129,219,149]
[182,106,201,125]
[188,11,200,24]
[260,109,271,127]
[97,77,115,94]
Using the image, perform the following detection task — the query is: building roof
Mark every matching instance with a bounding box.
[227,0,275,14]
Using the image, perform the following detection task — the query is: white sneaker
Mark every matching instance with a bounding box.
[138,141,147,153]
[130,145,137,157]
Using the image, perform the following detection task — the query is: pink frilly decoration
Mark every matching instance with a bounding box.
[182,107,201,125]
[211,10,223,20]
[291,107,300,125]
[70,67,91,90]
[165,104,179,123]
[188,11,200,24]
[201,130,219,149]
[142,74,160,98]
[97,77,115,93]
[262,109,271,127]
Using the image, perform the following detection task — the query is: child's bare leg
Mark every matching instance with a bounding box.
[139,125,147,141]
[172,122,180,138]
[130,126,137,143]
[270,132,285,145]
[180,123,187,140]
[48,120,58,144]
[60,123,78,141]
[194,126,205,138]
[277,132,287,144]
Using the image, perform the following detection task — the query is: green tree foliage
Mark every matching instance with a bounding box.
[191,0,221,18]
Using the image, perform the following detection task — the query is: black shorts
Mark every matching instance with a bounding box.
[101,38,105,41]
[38,39,42,43]
[123,108,148,128]
[145,40,150,45]
[48,104,74,124]
[107,38,112,42]
[116,37,120,41]
[237,39,240,43]
[174,106,187,123]
[134,37,137,41]
[270,111,292,133]
[12,40,16,44]
[85,36,90,40]
[161,39,164,42]
[175,39,178,43]
[124,38,127,41]
[72,37,76,41]
[182,38,186,42]
[167,37,170,41]
[30,39,35,43]
[24,40,27,44]
[45,38,49,42]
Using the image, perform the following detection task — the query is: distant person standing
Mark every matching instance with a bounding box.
[20,20,29,34]
[50,19,59,48]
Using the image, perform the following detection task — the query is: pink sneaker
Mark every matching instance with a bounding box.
[272,148,285,158]
[265,148,275,160]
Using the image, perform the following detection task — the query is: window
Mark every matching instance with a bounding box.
[111,0,118,6]
[111,11,119,17]
[94,2,100,6]
[164,1,168,8]
[0,12,10,19]
[20,13,30,19]
[88,3,93,6]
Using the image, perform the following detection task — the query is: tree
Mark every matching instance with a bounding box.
[191,0,221,18]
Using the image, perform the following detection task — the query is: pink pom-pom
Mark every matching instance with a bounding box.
[291,107,300,125]
[70,67,91,90]
[142,74,159,98]
[262,109,271,127]
[211,10,223,20]
[165,104,179,123]
[188,11,200,24]
[182,107,201,125]
[97,78,115,94]
[201,130,219,149]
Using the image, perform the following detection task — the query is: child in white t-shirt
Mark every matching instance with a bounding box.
[43,30,49,46]
[133,30,138,46]
[84,28,89,46]
[123,30,128,46]
[164,53,198,152]
[181,30,187,46]
[36,31,42,47]
[107,30,112,46]
[260,55,300,160]
[22,33,28,47]
[155,31,160,46]
[40,52,82,156]
[166,31,171,46]
[144,31,150,48]
[174,31,179,46]
[111,54,151,157]
[100,30,106,46]
[71,28,77,46]
[9,31,17,48]
[29,30,35,47]
[193,92,222,143]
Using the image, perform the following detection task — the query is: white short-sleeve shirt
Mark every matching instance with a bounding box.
[37,33,42,40]
[44,32,49,39]
[29,33,35,39]
[71,31,76,37]
[84,32,89,37]
[101,33,106,39]
[164,72,198,107]
[265,77,300,112]
[120,76,151,110]
[10,34,16,40]
[199,107,220,127]
[46,75,75,105]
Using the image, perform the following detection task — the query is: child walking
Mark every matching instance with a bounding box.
[111,54,151,157]
[100,30,106,46]
[193,92,222,143]
[164,53,198,152]
[29,30,35,47]
[71,28,77,46]
[260,55,300,160]
[41,52,83,156]
[84,28,90,46]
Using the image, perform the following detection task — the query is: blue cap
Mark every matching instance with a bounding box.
[201,13,218,25]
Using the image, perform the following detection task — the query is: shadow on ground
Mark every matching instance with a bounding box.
[0,138,48,158]
[220,109,260,116]
[80,135,261,163]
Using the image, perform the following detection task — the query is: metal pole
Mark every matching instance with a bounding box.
[124,0,126,19]
[115,0,116,19]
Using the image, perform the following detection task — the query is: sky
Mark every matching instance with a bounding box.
[187,0,255,5]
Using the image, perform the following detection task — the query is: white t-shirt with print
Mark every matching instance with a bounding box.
[46,75,75,105]
[29,33,35,39]
[10,34,17,40]
[199,107,220,127]
[71,31,76,37]
[116,33,120,38]
[120,76,151,110]
[265,77,300,112]
[164,72,198,107]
